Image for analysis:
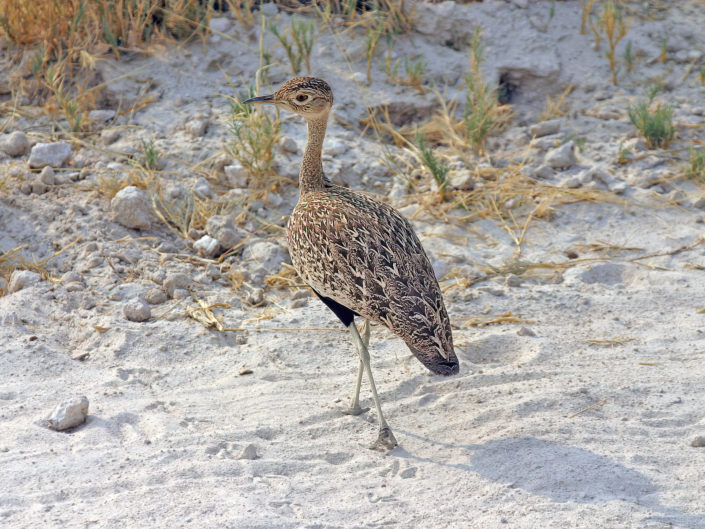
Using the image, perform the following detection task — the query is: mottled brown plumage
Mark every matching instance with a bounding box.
[244,77,459,449]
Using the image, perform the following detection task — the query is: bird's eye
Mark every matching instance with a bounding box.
[295,94,309,103]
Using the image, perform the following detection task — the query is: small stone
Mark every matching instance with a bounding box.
[172,288,189,300]
[692,196,705,210]
[529,119,561,138]
[31,181,48,194]
[243,241,287,271]
[206,215,242,249]
[209,17,231,33]
[246,288,265,306]
[545,141,577,169]
[450,170,474,191]
[290,298,307,308]
[39,166,56,185]
[111,186,152,230]
[352,71,368,85]
[238,443,258,460]
[164,273,191,298]
[28,142,72,168]
[8,270,41,293]
[20,182,31,194]
[224,163,248,188]
[123,298,151,322]
[101,128,121,145]
[561,176,581,189]
[88,109,116,123]
[194,177,214,199]
[505,274,522,286]
[47,396,89,431]
[61,271,83,284]
[185,118,209,137]
[325,140,348,156]
[292,289,309,300]
[144,288,168,305]
[279,136,298,153]
[0,131,30,157]
[65,282,84,292]
[517,326,536,337]
[194,235,220,257]
[690,436,705,447]
[259,2,278,16]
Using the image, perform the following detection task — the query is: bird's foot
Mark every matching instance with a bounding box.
[342,405,370,416]
[369,427,398,451]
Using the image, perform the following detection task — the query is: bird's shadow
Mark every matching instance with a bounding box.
[394,435,704,529]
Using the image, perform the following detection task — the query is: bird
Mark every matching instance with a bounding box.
[244,77,459,450]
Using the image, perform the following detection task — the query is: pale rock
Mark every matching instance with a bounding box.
[110,186,152,230]
[0,131,30,156]
[194,235,220,257]
[164,273,191,298]
[517,326,536,337]
[47,396,89,431]
[238,443,258,460]
[101,128,121,145]
[351,71,368,85]
[28,142,72,168]
[561,176,581,189]
[545,141,577,169]
[246,288,265,306]
[692,196,705,210]
[194,177,214,199]
[414,1,456,37]
[259,2,278,16]
[325,141,348,156]
[450,171,474,191]
[209,17,232,33]
[224,163,248,188]
[124,298,151,322]
[8,270,41,293]
[389,181,408,199]
[88,109,116,123]
[206,215,242,249]
[186,118,209,137]
[533,165,554,179]
[20,182,31,195]
[172,288,189,300]
[279,136,298,153]
[31,181,48,194]
[39,166,56,185]
[243,241,287,271]
[529,119,561,138]
[145,288,167,305]
[61,271,83,284]
[691,436,705,447]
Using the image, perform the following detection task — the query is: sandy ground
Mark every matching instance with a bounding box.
[2,1,705,528]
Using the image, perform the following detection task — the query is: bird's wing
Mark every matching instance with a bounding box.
[289,188,457,375]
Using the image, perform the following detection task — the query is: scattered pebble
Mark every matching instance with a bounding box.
[123,298,151,322]
[529,119,561,138]
[110,186,152,230]
[517,326,536,337]
[279,136,298,153]
[28,141,72,168]
[8,270,41,293]
[47,396,89,431]
[101,128,121,145]
[185,118,209,137]
[259,1,278,16]
[243,241,287,271]
[224,163,248,188]
[88,109,116,123]
[209,17,232,33]
[164,273,191,298]
[39,166,56,185]
[545,141,577,169]
[246,288,265,306]
[194,235,220,257]
[144,288,168,305]
[193,177,214,199]
[691,436,705,448]
[206,215,242,249]
[0,131,30,157]
[238,443,258,460]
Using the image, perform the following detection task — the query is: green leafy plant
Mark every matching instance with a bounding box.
[383,51,426,94]
[627,101,674,149]
[416,131,449,202]
[268,16,318,76]
[623,40,633,73]
[141,139,159,170]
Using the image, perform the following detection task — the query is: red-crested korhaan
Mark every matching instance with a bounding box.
[244,77,459,450]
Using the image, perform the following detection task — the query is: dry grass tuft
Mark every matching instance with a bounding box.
[0,237,81,292]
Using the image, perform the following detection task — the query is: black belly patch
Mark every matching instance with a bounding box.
[312,289,358,327]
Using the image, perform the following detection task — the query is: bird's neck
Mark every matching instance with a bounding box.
[299,114,330,194]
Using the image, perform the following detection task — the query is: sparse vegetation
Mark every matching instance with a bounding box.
[383,52,426,94]
[141,139,159,171]
[226,86,282,193]
[464,27,502,154]
[415,131,449,202]
[627,101,674,149]
[599,0,630,85]
[268,16,318,76]
[686,147,705,182]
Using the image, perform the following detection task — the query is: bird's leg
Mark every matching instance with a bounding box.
[342,320,370,416]
[348,322,398,450]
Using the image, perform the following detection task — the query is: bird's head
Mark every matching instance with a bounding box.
[243,77,333,120]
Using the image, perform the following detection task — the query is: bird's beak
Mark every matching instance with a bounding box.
[243,94,276,105]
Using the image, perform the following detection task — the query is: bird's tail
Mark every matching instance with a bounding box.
[409,344,459,376]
